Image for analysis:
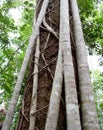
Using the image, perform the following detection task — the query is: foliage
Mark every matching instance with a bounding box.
[91,70,103,130]
[0,0,34,103]
[0,1,17,103]
[78,0,103,55]
[0,0,35,129]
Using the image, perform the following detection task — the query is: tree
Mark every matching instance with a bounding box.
[79,0,103,55]
[91,70,103,130]
[1,0,100,130]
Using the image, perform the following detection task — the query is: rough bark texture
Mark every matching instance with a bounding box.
[2,0,100,130]
[16,0,66,130]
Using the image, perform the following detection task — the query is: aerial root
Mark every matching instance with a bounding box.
[29,36,40,130]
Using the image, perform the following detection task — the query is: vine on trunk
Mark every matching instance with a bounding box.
[2,0,100,130]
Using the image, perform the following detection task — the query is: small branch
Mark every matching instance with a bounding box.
[15,116,23,130]
[36,0,42,10]
[41,54,54,79]
[25,57,57,84]
[46,3,59,14]
[33,56,57,75]
[47,17,58,27]
[43,17,59,39]
[31,105,48,115]
[22,98,29,122]
[44,33,50,50]
[40,25,47,30]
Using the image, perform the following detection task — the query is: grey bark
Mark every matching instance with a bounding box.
[44,7,63,128]
[29,36,40,130]
[60,0,81,129]
[70,0,100,129]
[45,36,63,130]
[1,0,49,130]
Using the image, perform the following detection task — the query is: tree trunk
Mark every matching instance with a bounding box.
[60,0,81,129]
[70,0,100,129]
[2,0,100,130]
[16,0,63,129]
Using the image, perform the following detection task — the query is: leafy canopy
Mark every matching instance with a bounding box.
[78,0,103,55]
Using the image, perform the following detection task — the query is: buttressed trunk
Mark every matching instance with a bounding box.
[2,0,100,130]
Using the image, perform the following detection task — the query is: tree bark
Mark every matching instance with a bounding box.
[70,0,100,129]
[45,46,63,130]
[16,0,61,129]
[60,0,81,129]
[29,36,40,130]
